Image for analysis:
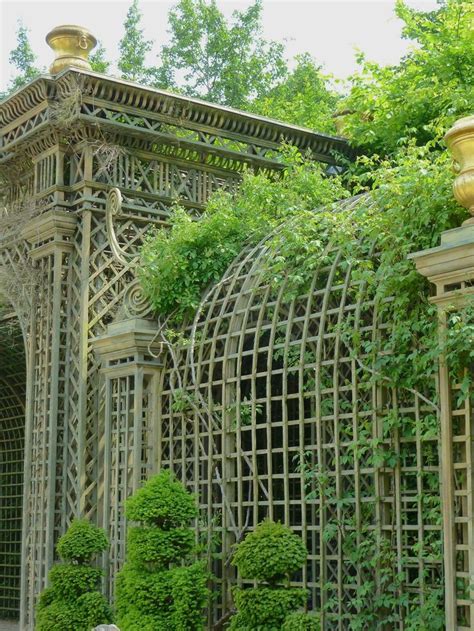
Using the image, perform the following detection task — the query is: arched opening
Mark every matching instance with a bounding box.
[0,313,26,624]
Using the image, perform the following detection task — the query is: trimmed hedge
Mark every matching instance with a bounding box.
[36,519,112,631]
[229,519,311,630]
[282,612,321,630]
[116,470,210,630]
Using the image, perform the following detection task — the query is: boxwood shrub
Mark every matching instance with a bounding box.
[36,519,112,631]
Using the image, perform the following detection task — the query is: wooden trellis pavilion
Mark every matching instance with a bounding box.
[0,24,473,630]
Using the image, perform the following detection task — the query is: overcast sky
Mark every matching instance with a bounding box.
[0,0,439,92]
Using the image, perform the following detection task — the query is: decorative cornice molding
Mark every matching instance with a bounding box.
[0,69,354,165]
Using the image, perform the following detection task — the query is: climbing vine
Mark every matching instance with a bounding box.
[139,136,469,627]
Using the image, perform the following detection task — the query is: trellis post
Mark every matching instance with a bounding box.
[19,209,77,627]
[91,317,162,599]
[410,115,474,630]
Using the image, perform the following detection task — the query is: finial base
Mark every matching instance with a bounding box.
[46,25,97,74]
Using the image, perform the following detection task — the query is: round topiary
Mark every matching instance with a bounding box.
[36,600,79,631]
[73,591,114,628]
[127,525,195,567]
[118,610,171,631]
[116,471,210,630]
[37,592,113,631]
[48,564,102,600]
[125,470,198,527]
[115,565,174,615]
[282,612,321,630]
[229,586,308,630]
[169,562,211,629]
[231,519,307,583]
[56,518,109,563]
[37,519,112,631]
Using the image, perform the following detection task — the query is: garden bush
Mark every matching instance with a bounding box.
[36,519,112,631]
[282,611,321,630]
[115,470,210,630]
[229,519,312,630]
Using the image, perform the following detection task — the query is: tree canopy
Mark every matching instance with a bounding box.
[342,0,474,155]
[118,0,155,83]
[152,0,286,108]
[250,53,340,134]
[2,22,41,98]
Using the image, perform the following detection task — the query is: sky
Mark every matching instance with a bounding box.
[0,0,439,92]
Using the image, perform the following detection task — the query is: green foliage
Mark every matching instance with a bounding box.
[1,21,41,99]
[36,519,112,631]
[37,592,113,631]
[232,519,307,584]
[153,0,286,108]
[125,469,198,526]
[250,53,339,134]
[404,587,445,630]
[116,470,210,630]
[343,0,474,155]
[229,520,310,630]
[127,525,194,566]
[282,612,321,631]
[90,42,111,74]
[118,0,154,83]
[139,151,348,322]
[56,518,109,563]
[117,562,210,627]
[229,586,308,631]
[48,564,103,600]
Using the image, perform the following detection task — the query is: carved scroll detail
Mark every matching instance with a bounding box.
[106,187,137,267]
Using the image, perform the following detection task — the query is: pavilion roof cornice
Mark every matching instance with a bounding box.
[0,69,354,166]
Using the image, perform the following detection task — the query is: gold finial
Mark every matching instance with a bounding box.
[445,115,474,224]
[46,25,97,74]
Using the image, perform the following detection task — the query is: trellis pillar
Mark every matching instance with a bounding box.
[19,209,77,628]
[410,115,474,630]
[92,317,162,598]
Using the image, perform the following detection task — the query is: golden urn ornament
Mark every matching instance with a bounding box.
[445,115,474,224]
[46,25,97,74]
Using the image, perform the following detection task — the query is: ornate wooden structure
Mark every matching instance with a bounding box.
[0,39,350,628]
[0,26,473,630]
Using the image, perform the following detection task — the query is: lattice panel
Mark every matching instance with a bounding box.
[158,238,443,628]
[93,151,240,207]
[451,375,474,630]
[101,368,159,600]
[0,318,25,620]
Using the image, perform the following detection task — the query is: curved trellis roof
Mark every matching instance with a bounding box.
[157,196,442,627]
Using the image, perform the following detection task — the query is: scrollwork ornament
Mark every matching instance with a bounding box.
[106,187,137,266]
[123,279,153,319]
[106,187,123,218]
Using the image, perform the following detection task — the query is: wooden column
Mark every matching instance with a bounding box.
[19,209,77,630]
[92,317,162,600]
[410,114,474,631]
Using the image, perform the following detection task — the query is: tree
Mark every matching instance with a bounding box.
[153,0,287,108]
[343,0,474,155]
[229,520,309,630]
[250,53,340,134]
[36,519,112,631]
[90,42,111,74]
[3,22,41,97]
[115,470,210,630]
[118,0,154,83]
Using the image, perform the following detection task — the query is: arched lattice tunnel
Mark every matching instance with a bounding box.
[157,212,443,628]
[0,316,26,621]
